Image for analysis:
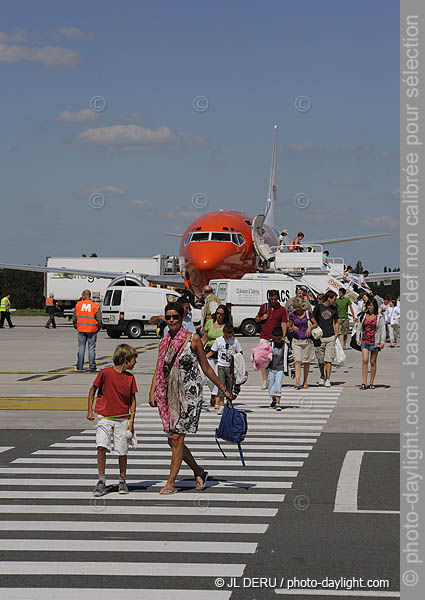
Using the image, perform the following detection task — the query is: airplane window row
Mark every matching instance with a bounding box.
[184,232,245,246]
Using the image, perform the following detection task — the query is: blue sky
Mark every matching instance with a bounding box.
[1,0,399,271]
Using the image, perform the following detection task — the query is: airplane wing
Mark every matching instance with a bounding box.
[0,263,185,288]
[165,233,183,238]
[306,233,391,245]
[363,272,400,283]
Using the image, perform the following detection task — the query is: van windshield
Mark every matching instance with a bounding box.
[111,290,122,306]
[103,290,112,306]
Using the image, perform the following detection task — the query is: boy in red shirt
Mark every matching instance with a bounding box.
[87,344,138,496]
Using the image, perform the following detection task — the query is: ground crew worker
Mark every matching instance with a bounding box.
[0,294,15,328]
[45,293,59,329]
[72,289,102,372]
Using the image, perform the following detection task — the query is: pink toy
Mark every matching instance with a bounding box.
[251,340,273,371]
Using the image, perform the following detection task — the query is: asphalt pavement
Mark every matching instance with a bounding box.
[0,317,400,599]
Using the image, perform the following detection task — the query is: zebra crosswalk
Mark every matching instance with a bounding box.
[0,385,342,599]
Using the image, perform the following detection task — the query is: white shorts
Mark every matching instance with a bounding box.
[96,418,131,456]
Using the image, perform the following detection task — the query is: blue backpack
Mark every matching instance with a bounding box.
[215,402,248,467]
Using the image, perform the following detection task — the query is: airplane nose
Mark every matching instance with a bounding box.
[186,242,236,271]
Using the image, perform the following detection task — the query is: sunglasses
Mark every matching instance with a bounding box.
[216,312,225,316]
[164,314,180,321]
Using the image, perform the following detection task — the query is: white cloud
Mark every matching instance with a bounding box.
[0,31,29,43]
[359,215,399,230]
[131,199,152,208]
[55,109,99,123]
[76,124,208,149]
[0,43,80,68]
[80,185,127,198]
[76,125,177,146]
[49,27,94,41]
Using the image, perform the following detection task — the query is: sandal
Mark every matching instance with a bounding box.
[159,486,178,495]
[195,470,209,490]
[369,385,376,390]
[360,384,368,390]
[303,384,309,389]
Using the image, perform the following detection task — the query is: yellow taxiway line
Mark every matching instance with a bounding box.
[0,397,88,410]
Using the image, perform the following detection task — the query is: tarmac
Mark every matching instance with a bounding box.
[0,316,400,598]
[0,316,400,434]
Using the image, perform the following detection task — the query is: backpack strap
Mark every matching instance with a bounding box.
[237,442,246,467]
[215,437,227,459]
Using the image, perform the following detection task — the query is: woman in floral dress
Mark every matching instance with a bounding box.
[149,302,233,494]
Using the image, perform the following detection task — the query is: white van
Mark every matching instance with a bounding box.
[101,286,180,339]
[209,274,318,336]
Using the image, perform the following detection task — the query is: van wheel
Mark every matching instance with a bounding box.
[240,319,258,336]
[106,329,121,339]
[127,321,143,339]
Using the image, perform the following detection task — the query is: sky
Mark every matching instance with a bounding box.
[1,0,400,272]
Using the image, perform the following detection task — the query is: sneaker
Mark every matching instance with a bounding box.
[75,368,83,373]
[118,481,129,494]
[261,381,267,390]
[317,377,325,386]
[324,379,331,388]
[269,399,276,409]
[275,405,282,412]
[92,480,105,496]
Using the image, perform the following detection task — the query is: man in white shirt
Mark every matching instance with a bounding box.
[357,270,372,293]
[389,302,400,347]
[342,265,355,289]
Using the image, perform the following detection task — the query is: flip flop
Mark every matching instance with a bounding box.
[360,384,368,390]
[196,470,209,490]
[159,487,178,495]
[369,385,376,389]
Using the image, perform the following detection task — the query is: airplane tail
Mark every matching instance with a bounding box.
[264,124,278,229]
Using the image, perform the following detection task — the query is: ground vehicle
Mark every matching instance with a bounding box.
[209,274,318,336]
[44,255,180,308]
[101,286,180,338]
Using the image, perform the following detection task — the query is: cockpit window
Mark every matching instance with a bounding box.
[237,233,245,245]
[211,232,231,241]
[184,233,192,246]
[191,232,210,241]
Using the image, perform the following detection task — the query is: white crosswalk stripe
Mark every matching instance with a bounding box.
[0,384,342,597]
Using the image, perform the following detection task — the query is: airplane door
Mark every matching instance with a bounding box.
[251,215,275,262]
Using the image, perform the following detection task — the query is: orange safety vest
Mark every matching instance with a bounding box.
[46,298,54,306]
[75,300,100,333]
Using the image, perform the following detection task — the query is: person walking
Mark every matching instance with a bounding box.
[207,323,242,413]
[200,286,220,329]
[357,270,372,293]
[336,288,357,349]
[388,300,400,347]
[288,232,304,252]
[0,294,15,328]
[266,327,294,411]
[202,305,230,406]
[87,344,138,496]
[311,290,339,387]
[285,288,313,315]
[356,299,385,389]
[73,289,102,373]
[45,293,59,329]
[149,301,233,494]
[342,265,355,289]
[288,298,314,389]
[255,290,288,389]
